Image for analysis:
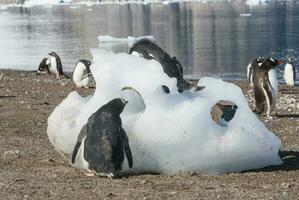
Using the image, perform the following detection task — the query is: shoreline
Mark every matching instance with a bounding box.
[0,69,298,199]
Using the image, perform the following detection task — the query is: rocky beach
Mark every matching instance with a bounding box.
[0,69,298,199]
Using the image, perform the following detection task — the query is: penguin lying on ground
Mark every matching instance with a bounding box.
[252,58,284,117]
[129,39,204,93]
[71,98,133,178]
[36,58,51,75]
[216,102,238,127]
[72,59,93,88]
[284,58,296,86]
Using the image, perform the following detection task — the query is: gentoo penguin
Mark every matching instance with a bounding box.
[284,58,296,86]
[36,57,50,75]
[72,59,93,88]
[129,39,204,93]
[216,102,238,127]
[252,58,284,117]
[247,57,264,86]
[268,64,278,111]
[71,98,133,178]
[48,52,70,79]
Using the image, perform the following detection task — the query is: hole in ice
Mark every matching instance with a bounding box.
[210,100,238,127]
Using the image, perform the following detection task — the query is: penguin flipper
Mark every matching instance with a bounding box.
[121,128,133,168]
[71,124,88,164]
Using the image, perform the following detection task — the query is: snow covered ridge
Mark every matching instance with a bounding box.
[47,49,282,174]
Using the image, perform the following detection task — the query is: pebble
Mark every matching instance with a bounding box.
[281,182,291,188]
[3,150,20,160]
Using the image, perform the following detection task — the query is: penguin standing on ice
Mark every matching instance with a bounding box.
[72,59,93,88]
[71,98,133,178]
[129,39,204,93]
[284,58,296,86]
[48,52,69,79]
[252,58,284,117]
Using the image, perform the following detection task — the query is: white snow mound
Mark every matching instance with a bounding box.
[47,49,282,174]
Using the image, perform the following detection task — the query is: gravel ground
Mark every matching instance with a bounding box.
[0,69,298,200]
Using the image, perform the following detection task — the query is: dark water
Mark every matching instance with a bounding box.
[0,1,299,81]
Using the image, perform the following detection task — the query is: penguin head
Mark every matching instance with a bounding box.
[257,56,265,63]
[216,102,238,122]
[103,98,128,116]
[287,57,294,64]
[49,52,57,57]
[260,58,284,70]
[82,59,92,76]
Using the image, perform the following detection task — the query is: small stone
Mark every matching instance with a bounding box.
[281,182,291,188]
[3,150,20,160]
[169,191,177,195]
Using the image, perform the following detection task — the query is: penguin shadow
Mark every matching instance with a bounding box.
[275,113,299,119]
[244,151,299,173]
[0,95,16,99]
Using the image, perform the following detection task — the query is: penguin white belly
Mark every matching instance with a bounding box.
[268,69,278,111]
[49,57,59,75]
[247,63,253,85]
[261,82,271,117]
[284,64,295,86]
[73,63,91,88]
[71,137,89,170]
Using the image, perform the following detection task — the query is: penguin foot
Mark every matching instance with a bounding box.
[193,85,205,92]
[84,172,95,177]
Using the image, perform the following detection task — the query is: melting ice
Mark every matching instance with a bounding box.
[47,48,282,174]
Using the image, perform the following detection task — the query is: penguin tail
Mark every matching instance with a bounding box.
[63,74,71,79]
[71,141,81,164]
[121,128,133,168]
[124,144,133,168]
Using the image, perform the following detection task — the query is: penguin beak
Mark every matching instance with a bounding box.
[275,60,284,65]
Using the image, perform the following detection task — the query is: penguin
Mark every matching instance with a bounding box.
[129,39,204,93]
[71,98,133,178]
[268,66,278,111]
[48,52,70,79]
[284,58,296,86]
[216,102,238,127]
[36,57,50,75]
[252,58,284,117]
[72,59,93,88]
[247,57,264,86]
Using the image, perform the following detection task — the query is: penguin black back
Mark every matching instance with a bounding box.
[129,39,184,80]
[82,98,133,176]
[252,58,283,116]
[130,39,204,92]
[37,58,50,74]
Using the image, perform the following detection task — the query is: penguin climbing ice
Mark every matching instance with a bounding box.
[48,52,69,79]
[72,59,93,88]
[129,39,204,93]
[284,58,296,86]
[71,98,133,178]
[252,58,284,117]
